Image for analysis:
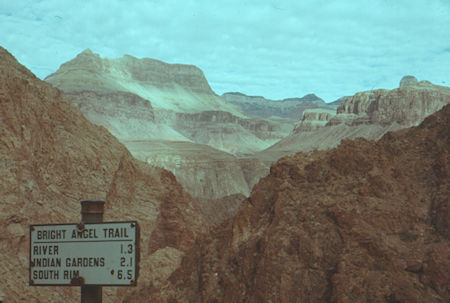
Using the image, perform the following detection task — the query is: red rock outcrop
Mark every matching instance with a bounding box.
[127,104,449,302]
[0,46,206,302]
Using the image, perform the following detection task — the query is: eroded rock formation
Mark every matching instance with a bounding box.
[293,108,337,132]
[45,49,284,199]
[0,46,206,302]
[127,104,449,302]
[335,79,449,126]
[222,91,337,120]
[259,78,450,161]
[128,140,252,199]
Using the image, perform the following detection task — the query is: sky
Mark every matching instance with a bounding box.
[1,0,449,102]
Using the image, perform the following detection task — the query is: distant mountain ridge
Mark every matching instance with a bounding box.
[46,48,241,115]
[258,76,450,161]
[45,49,288,199]
[222,91,339,119]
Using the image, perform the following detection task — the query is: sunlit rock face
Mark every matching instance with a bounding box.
[258,77,450,161]
[44,49,288,151]
[293,108,337,132]
[45,48,244,144]
[45,49,285,198]
[222,92,337,120]
[0,46,206,303]
[125,105,450,303]
[46,49,240,114]
[335,79,450,126]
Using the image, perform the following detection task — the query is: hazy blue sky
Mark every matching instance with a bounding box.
[1,0,449,101]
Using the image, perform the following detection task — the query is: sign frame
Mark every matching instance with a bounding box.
[29,221,140,287]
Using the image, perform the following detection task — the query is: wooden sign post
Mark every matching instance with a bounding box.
[80,200,105,303]
[30,200,139,303]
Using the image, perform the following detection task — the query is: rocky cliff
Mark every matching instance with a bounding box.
[0,47,206,302]
[45,49,225,110]
[174,110,291,155]
[293,108,337,132]
[45,50,285,199]
[335,79,450,127]
[222,92,337,120]
[127,140,252,199]
[259,77,450,161]
[126,104,449,302]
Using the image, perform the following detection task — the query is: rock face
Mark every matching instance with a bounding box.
[127,104,450,302]
[127,140,252,199]
[44,49,288,152]
[293,108,337,132]
[0,47,206,302]
[336,79,449,126]
[399,75,418,87]
[45,49,226,112]
[222,92,337,120]
[258,78,450,161]
[174,110,290,155]
[45,50,285,199]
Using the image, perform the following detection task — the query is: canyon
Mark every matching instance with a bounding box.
[45,50,292,200]
[0,46,206,302]
[221,91,340,120]
[1,45,449,302]
[45,51,450,203]
[257,76,450,162]
[125,103,450,302]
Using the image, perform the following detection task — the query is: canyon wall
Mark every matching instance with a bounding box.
[259,77,450,161]
[222,91,337,120]
[126,104,450,302]
[45,50,283,199]
[0,47,206,302]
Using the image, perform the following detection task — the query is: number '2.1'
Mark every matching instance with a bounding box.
[120,256,133,267]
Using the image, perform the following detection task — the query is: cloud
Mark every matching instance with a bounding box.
[1,0,449,101]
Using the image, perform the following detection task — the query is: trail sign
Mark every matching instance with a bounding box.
[30,221,139,286]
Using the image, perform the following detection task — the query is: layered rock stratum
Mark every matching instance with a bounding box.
[335,79,449,126]
[221,91,338,120]
[44,49,290,154]
[258,78,450,161]
[293,108,337,132]
[0,46,206,302]
[45,50,281,199]
[126,104,450,302]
